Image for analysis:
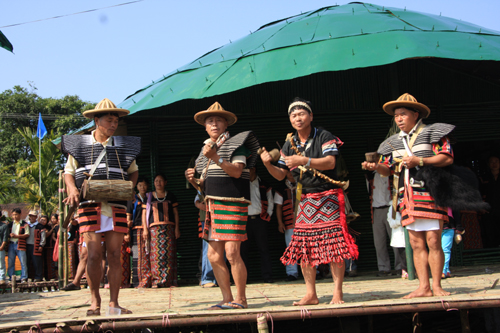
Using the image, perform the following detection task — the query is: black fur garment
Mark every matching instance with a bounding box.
[414,165,490,212]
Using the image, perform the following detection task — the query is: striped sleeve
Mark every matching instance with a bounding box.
[321,131,342,156]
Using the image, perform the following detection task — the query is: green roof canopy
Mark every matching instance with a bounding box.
[120,2,500,113]
[0,30,13,53]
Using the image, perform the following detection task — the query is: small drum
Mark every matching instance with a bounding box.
[365,152,380,163]
[82,179,134,202]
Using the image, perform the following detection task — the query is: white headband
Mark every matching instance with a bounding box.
[288,101,312,115]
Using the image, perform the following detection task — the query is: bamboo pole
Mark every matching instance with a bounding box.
[58,171,64,289]
[11,299,500,333]
[63,176,69,287]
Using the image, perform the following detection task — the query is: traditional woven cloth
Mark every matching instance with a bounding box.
[120,239,131,288]
[67,240,78,280]
[204,199,248,241]
[378,122,455,157]
[61,135,141,191]
[462,211,483,250]
[195,131,260,201]
[78,203,129,233]
[399,186,449,226]
[149,224,177,287]
[280,189,358,266]
[132,228,152,288]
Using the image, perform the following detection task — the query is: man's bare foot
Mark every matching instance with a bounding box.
[329,291,344,304]
[293,294,319,306]
[403,287,433,299]
[207,299,233,310]
[432,287,451,296]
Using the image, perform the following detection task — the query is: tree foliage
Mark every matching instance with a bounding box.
[0,84,96,210]
[0,84,94,173]
[16,128,62,214]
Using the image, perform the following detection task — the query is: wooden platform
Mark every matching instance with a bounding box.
[1,264,499,332]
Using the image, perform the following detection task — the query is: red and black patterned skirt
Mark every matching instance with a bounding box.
[149,224,177,288]
[281,188,358,267]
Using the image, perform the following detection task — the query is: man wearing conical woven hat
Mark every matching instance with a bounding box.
[362,93,455,299]
[61,98,141,315]
[185,102,260,310]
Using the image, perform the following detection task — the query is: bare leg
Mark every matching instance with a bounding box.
[403,230,433,299]
[293,264,319,306]
[72,246,88,286]
[427,225,450,296]
[84,232,103,312]
[104,231,130,312]
[329,261,345,304]
[224,241,247,308]
[207,241,234,308]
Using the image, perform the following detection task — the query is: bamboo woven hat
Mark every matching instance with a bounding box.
[194,102,237,126]
[383,93,430,118]
[82,98,130,119]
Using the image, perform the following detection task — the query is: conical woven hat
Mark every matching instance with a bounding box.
[194,102,237,126]
[383,93,430,118]
[82,98,130,119]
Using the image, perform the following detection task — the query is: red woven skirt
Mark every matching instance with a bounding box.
[280,188,358,266]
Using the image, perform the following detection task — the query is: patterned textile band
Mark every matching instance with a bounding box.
[149,224,177,288]
[78,202,128,233]
[288,101,312,115]
[68,240,77,280]
[204,199,248,242]
[281,188,358,266]
[399,187,449,226]
[132,229,152,288]
[120,240,131,288]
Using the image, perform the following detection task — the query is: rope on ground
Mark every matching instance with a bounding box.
[299,306,311,321]
[256,289,279,305]
[440,299,458,312]
[162,313,171,328]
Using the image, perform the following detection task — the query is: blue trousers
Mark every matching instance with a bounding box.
[441,229,454,274]
[8,242,27,280]
[201,239,217,285]
[0,249,6,280]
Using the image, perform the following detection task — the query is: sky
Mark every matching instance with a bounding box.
[1,0,500,105]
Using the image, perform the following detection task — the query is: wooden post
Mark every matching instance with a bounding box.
[11,277,16,293]
[256,315,268,333]
[460,309,471,333]
[404,227,416,280]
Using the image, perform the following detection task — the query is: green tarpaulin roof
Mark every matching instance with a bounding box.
[118,2,500,114]
[0,30,13,53]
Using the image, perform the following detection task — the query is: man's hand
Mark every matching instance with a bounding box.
[278,222,286,234]
[202,142,217,160]
[175,227,181,239]
[285,155,307,169]
[185,168,196,182]
[63,187,80,207]
[10,233,17,238]
[361,161,378,171]
[142,230,148,241]
[260,147,273,166]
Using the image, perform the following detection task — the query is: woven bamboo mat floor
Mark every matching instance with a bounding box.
[0,264,499,332]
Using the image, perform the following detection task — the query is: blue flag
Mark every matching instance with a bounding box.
[37,113,47,139]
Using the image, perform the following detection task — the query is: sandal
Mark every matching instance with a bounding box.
[221,302,247,309]
[61,282,81,291]
[86,307,101,317]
